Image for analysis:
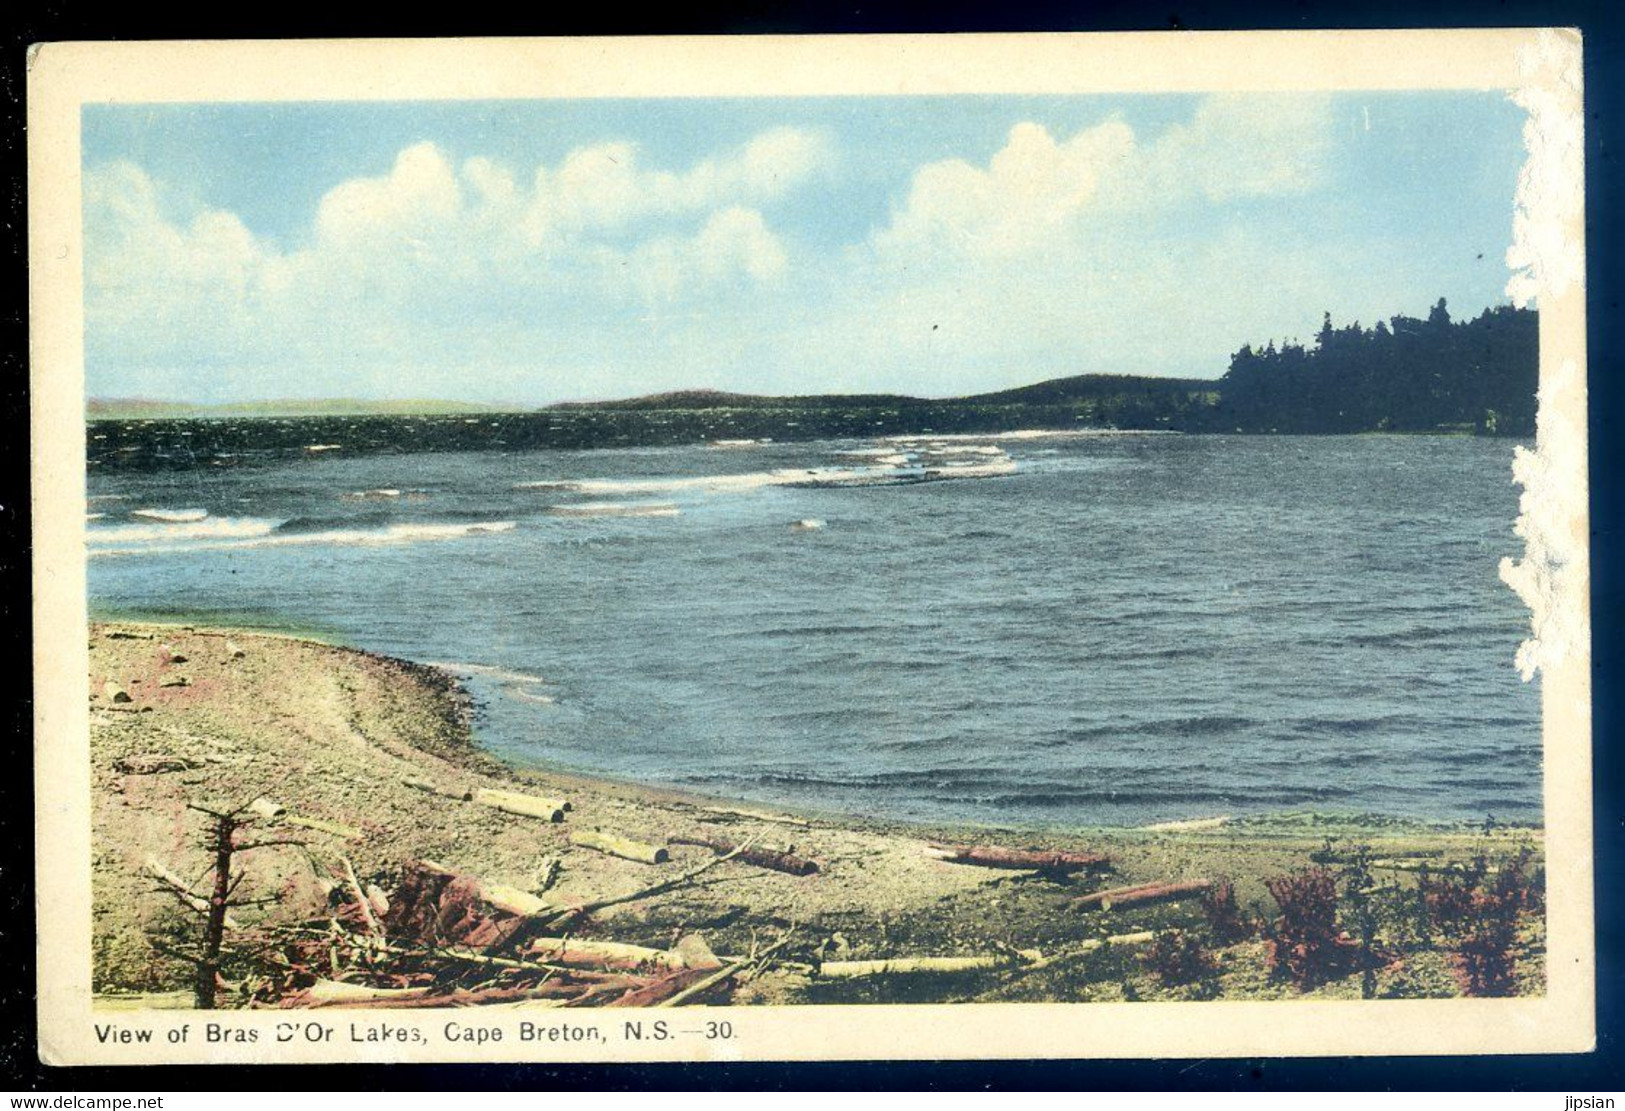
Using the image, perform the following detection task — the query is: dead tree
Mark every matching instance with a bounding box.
[168,801,306,1009]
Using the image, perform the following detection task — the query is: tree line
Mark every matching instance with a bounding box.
[1204,300,1537,436]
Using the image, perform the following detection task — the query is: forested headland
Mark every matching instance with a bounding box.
[1207,300,1537,436]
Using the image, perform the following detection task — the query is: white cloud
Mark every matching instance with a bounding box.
[630,207,789,302]
[1146,95,1334,203]
[314,140,462,249]
[873,119,1136,261]
[529,126,833,238]
[83,98,1366,402]
[83,161,267,350]
[83,127,831,391]
[871,96,1331,268]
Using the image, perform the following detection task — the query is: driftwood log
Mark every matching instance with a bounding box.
[415,859,553,917]
[340,855,382,936]
[403,776,474,802]
[818,950,1043,979]
[571,830,669,865]
[474,787,567,822]
[924,844,1110,873]
[1068,930,1156,956]
[669,835,820,876]
[284,815,362,840]
[248,797,286,820]
[291,980,597,1009]
[1068,879,1212,912]
[526,937,689,971]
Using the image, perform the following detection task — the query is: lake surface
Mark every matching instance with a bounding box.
[86,430,1541,827]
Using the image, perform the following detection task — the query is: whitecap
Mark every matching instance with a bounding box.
[507,689,557,706]
[425,661,549,686]
[129,507,209,523]
[89,516,281,546]
[920,445,1005,457]
[921,459,1018,481]
[513,480,581,492]
[89,519,515,557]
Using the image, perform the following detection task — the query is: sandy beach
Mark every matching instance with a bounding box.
[88,621,1547,1007]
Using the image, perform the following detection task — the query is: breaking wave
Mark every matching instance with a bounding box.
[89,516,281,547]
[89,518,515,557]
[130,507,209,523]
[425,661,550,686]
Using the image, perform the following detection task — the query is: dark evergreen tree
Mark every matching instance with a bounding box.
[1206,300,1536,435]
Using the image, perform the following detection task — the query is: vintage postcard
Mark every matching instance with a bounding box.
[28,31,1591,1065]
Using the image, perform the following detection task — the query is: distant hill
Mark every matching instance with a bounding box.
[548,374,1215,412]
[965,373,1216,406]
[548,388,925,411]
[87,397,508,420]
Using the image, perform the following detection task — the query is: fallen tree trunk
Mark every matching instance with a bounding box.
[526,937,688,971]
[268,925,631,980]
[415,859,552,917]
[1068,879,1212,912]
[669,835,820,876]
[924,844,1110,873]
[818,950,1043,980]
[474,787,567,823]
[304,980,433,1006]
[145,857,241,929]
[529,838,756,935]
[294,979,602,1009]
[571,830,669,865]
[403,776,474,802]
[340,856,381,937]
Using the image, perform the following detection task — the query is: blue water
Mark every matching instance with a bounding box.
[85,432,1541,827]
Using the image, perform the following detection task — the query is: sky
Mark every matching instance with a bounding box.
[81,93,1529,405]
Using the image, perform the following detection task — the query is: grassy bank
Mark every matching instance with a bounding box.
[88,622,1546,1008]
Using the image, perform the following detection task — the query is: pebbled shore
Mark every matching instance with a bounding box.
[88,622,1546,1005]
